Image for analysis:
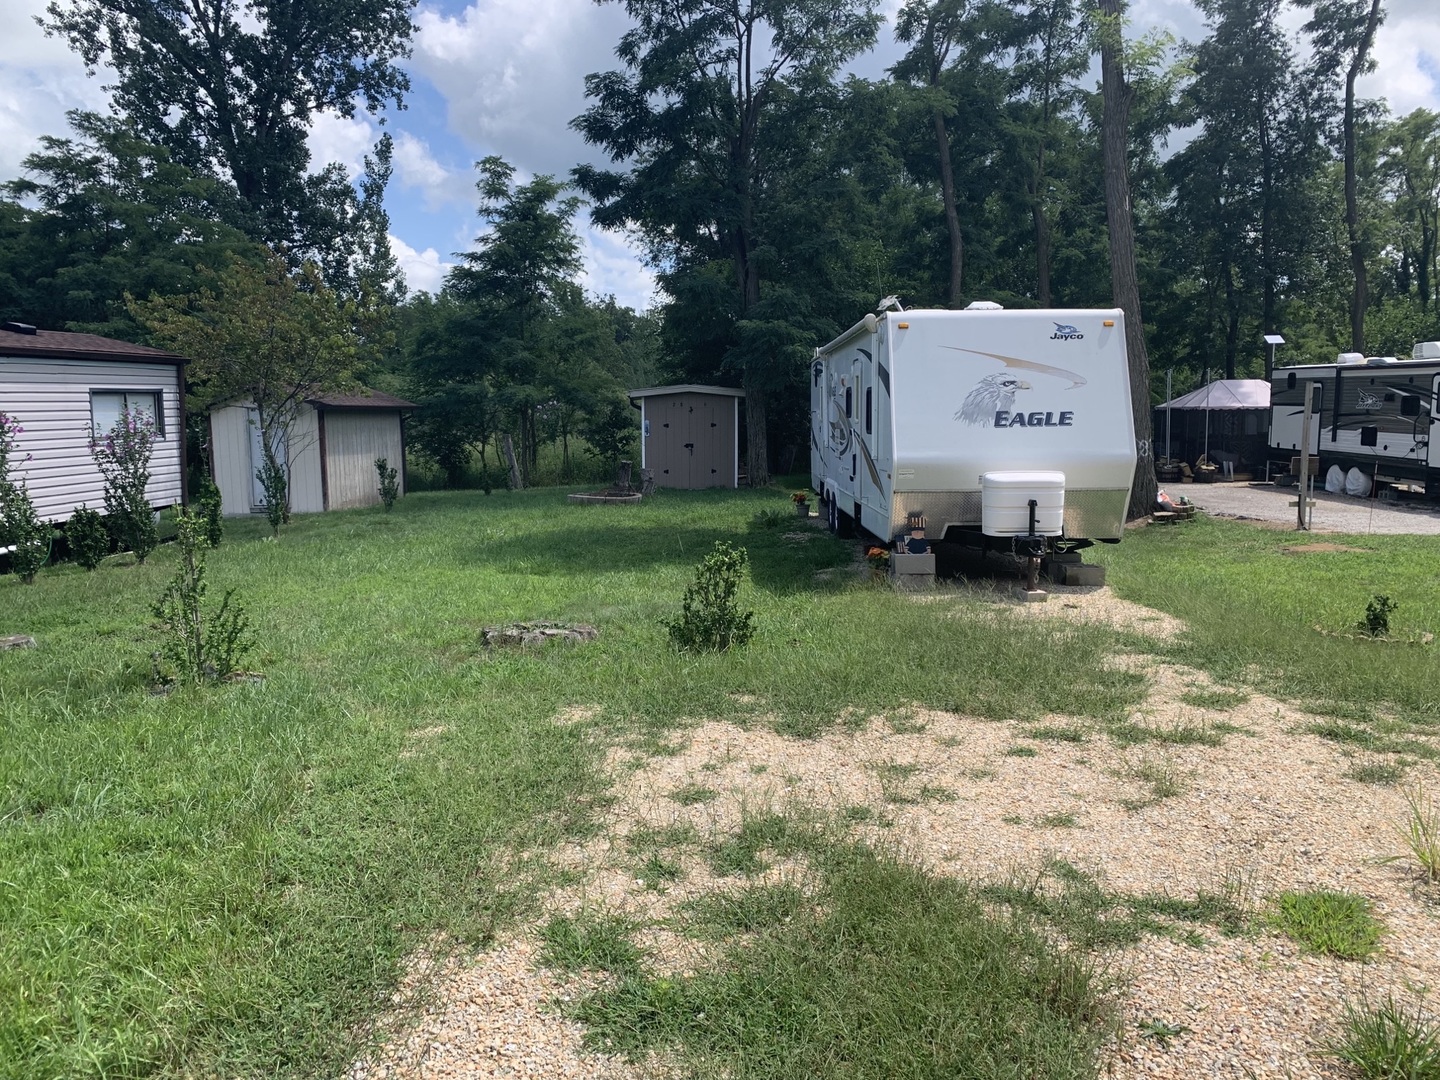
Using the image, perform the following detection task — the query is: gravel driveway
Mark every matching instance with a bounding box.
[1176,482,1440,535]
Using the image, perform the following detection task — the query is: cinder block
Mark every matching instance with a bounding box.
[889,552,936,578]
[1060,564,1106,587]
[1013,588,1049,603]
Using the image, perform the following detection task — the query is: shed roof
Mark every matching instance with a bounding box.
[627,384,745,399]
[306,389,417,410]
[0,323,186,365]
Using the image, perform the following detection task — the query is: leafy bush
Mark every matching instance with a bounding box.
[1359,594,1398,638]
[256,453,288,536]
[90,407,158,562]
[667,541,755,653]
[375,457,400,511]
[1,411,51,583]
[194,472,224,548]
[66,506,110,570]
[151,508,254,686]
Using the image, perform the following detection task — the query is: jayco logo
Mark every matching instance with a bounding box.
[1050,322,1084,341]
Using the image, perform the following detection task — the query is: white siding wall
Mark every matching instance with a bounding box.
[1,357,184,522]
[209,405,253,517]
[323,410,403,509]
[208,401,324,516]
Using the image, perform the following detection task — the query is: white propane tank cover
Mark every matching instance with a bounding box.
[1413,341,1440,361]
[964,300,1005,310]
[1336,352,1366,365]
[980,471,1065,537]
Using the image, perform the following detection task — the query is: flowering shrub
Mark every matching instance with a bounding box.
[1,412,52,584]
[90,407,158,562]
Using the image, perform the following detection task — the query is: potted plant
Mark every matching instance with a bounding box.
[865,546,890,580]
[792,490,811,517]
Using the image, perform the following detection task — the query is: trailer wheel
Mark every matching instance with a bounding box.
[834,504,855,539]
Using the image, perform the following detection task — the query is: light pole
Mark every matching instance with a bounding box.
[1263,333,1285,380]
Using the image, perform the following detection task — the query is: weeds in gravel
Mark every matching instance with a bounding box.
[540,913,644,976]
[681,883,807,938]
[1347,760,1410,786]
[1004,745,1039,757]
[1025,724,1089,743]
[577,842,1112,1078]
[1138,1018,1190,1046]
[669,783,719,806]
[1037,812,1080,828]
[1109,718,1241,748]
[1307,721,1438,760]
[1330,997,1440,1079]
[1386,784,1440,884]
[1268,890,1383,960]
[1179,688,1250,711]
[1120,757,1188,809]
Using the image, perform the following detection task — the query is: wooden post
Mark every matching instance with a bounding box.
[1297,380,1315,530]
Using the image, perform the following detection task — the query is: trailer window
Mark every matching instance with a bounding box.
[1401,396,1420,417]
[845,386,852,418]
[865,387,872,434]
[1287,372,1296,389]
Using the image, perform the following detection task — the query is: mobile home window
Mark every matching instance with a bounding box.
[91,391,164,438]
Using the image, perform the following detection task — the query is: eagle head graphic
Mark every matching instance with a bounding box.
[1054,322,1079,335]
[955,374,1032,425]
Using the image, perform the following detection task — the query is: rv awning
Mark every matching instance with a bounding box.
[1159,379,1270,410]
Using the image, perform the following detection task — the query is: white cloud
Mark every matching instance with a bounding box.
[580,226,658,312]
[306,111,377,179]
[392,131,476,210]
[389,232,454,294]
[409,0,634,179]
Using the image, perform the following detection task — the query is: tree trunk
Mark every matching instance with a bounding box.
[733,207,770,487]
[1223,259,1239,380]
[933,108,965,307]
[502,433,523,490]
[1097,0,1155,518]
[1032,195,1052,307]
[1343,0,1384,354]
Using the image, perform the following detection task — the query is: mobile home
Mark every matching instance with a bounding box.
[810,305,1136,550]
[0,321,186,522]
[1268,342,1439,493]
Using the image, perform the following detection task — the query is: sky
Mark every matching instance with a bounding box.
[2,0,1438,313]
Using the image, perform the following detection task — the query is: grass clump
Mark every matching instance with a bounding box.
[1179,688,1250,711]
[1004,745,1038,758]
[540,913,644,976]
[1121,757,1188,808]
[682,883,807,938]
[1330,997,1440,1079]
[1388,784,1440,884]
[1025,724,1089,743]
[669,783,719,806]
[577,844,1110,1077]
[1037,811,1080,828]
[1347,759,1409,786]
[1109,718,1238,748]
[1268,890,1383,960]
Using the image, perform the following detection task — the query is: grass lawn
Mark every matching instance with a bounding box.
[1093,515,1440,729]
[1,485,1144,1080]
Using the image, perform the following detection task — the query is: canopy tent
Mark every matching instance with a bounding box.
[1156,379,1271,466]
[1159,379,1270,411]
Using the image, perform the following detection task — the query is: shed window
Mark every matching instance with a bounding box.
[91,391,164,438]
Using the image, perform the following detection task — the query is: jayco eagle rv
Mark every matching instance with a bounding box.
[1268,341,1440,494]
[810,305,1137,552]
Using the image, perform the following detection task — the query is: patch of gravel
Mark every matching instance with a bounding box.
[1183,482,1440,534]
[355,594,1440,1080]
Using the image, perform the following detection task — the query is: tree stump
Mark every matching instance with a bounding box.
[614,459,633,494]
[639,469,655,496]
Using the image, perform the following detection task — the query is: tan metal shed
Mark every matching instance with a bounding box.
[628,385,745,489]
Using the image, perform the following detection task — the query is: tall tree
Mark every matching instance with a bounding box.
[1092,0,1160,514]
[1004,0,1089,305]
[42,0,417,257]
[1305,0,1385,353]
[574,0,881,486]
[1380,110,1440,311]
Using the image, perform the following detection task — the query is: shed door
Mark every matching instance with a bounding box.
[693,396,724,487]
[248,409,287,509]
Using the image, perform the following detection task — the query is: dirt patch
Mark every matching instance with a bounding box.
[1280,542,1371,554]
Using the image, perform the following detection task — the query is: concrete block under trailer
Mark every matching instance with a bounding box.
[809,307,1137,553]
[1269,352,1440,493]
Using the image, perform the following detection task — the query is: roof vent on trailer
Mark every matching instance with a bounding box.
[964,300,1004,311]
[1414,341,1440,361]
[1,321,37,335]
[1366,355,1399,365]
[1336,352,1365,365]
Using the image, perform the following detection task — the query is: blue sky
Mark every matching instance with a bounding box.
[2,0,1438,311]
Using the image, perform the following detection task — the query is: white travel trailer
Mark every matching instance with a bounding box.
[810,305,1137,552]
[1268,341,1440,494]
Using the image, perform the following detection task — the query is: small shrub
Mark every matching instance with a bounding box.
[194,472,224,547]
[752,507,789,529]
[66,506,110,570]
[375,456,400,511]
[1359,594,1398,638]
[1330,997,1440,1079]
[151,508,254,686]
[1268,889,1383,960]
[256,453,288,536]
[667,541,755,653]
[1,411,52,583]
[90,407,159,562]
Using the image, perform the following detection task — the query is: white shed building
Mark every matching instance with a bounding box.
[0,321,187,522]
[208,389,415,517]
